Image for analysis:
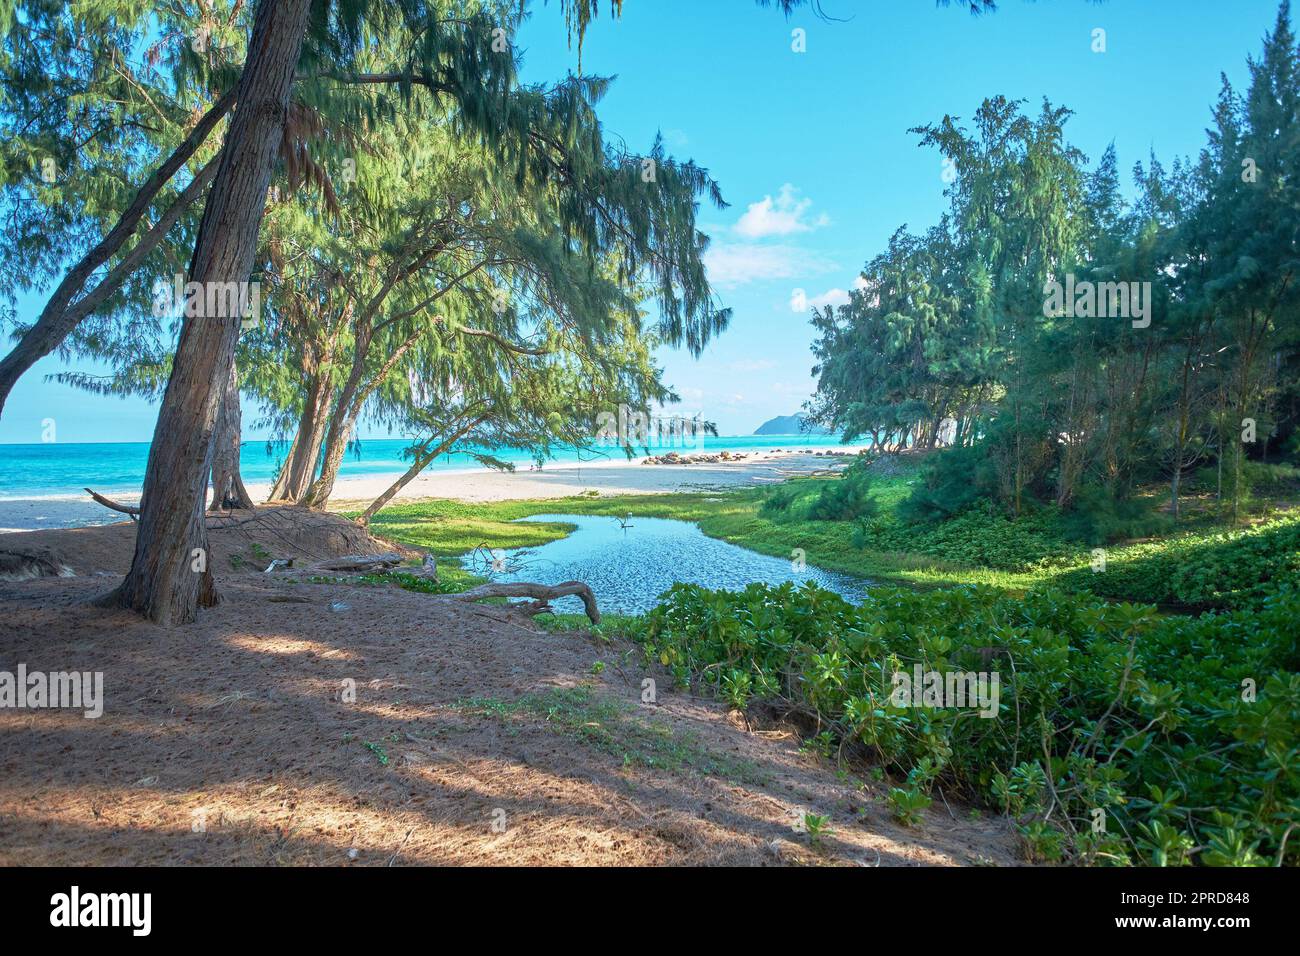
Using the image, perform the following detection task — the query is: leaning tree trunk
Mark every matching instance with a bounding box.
[300,405,359,509]
[209,363,254,511]
[267,429,300,501]
[358,450,431,527]
[102,0,313,625]
[267,375,333,503]
[357,417,486,526]
[300,324,375,510]
[0,98,233,419]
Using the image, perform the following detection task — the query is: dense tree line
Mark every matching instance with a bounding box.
[809,2,1300,531]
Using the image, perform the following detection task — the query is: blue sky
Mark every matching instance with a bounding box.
[0,0,1285,443]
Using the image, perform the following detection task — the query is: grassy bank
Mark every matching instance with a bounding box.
[353,454,1299,609]
[354,459,1020,588]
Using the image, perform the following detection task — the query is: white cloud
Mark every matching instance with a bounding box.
[790,286,850,312]
[814,288,851,309]
[852,274,881,307]
[734,183,829,239]
[704,242,834,288]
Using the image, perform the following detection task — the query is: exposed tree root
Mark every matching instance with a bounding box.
[446,580,600,625]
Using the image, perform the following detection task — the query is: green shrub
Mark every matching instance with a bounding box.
[1059,484,1171,545]
[758,484,799,520]
[900,443,1002,521]
[1054,513,1300,610]
[1240,461,1300,496]
[806,459,878,522]
[858,502,1077,572]
[639,580,1300,866]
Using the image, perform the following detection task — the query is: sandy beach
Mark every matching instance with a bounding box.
[0,446,866,533]
[0,506,1013,867]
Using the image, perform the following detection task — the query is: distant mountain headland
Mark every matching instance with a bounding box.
[753,414,832,436]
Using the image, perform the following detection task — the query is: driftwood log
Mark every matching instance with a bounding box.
[0,547,75,581]
[85,488,141,519]
[447,580,600,625]
[299,552,404,574]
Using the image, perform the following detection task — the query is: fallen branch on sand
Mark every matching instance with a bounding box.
[446,581,600,625]
[299,552,404,574]
[84,488,141,519]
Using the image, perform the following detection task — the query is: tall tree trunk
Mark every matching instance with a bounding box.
[301,404,360,509]
[299,325,374,509]
[101,0,313,625]
[268,429,300,501]
[267,374,333,503]
[1211,371,1228,513]
[298,259,444,511]
[1169,330,1201,521]
[268,298,356,502]
[1012,383,1024,517]
[209,364,254,511]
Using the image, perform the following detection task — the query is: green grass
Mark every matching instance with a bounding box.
[354,460,998,584]
[348,455,1297,609]
[353,461,1053,592]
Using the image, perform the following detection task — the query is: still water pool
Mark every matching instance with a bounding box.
[488,513,871,616]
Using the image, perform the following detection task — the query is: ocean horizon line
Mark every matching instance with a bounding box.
[0,431,831,448]
[0,433,857,500]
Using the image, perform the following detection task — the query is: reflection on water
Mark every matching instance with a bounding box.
[488,513,871,615]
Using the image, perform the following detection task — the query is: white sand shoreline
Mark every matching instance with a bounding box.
[0,446,868,533]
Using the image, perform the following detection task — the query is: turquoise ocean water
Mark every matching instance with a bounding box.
[0,433,851,500]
